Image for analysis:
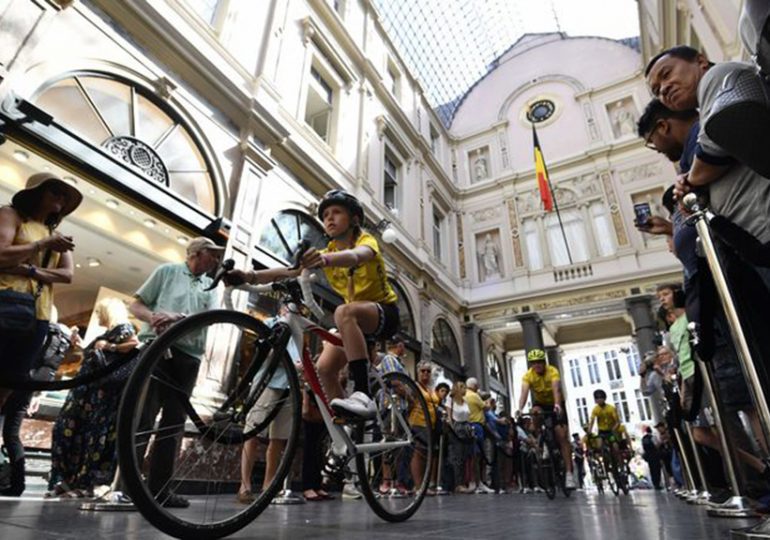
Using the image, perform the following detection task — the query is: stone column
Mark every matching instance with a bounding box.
[463,322,485,387]
[625,294,663,422]
[516,313,545,355]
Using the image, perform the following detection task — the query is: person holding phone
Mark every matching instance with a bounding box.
[0,172,81,495]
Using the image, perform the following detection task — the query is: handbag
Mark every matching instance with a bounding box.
[704,66,770,178]
[0,248,52,333]
[450,421,474,441]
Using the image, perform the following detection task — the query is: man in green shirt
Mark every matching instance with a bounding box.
[129,237,223,508]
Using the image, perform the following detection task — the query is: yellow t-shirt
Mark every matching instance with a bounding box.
[465,389,486,424]
[591,403,620,432]
[0,219,59,320]
[409,384,440,428]
[321,232,397,304]
[522,365,560,406]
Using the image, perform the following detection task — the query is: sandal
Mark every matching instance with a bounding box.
[303,490,324,502]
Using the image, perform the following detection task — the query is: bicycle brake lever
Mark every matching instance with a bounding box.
[205,258,235,291]
[290,239,311,271]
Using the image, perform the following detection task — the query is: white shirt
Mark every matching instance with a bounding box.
[450,399,470,423]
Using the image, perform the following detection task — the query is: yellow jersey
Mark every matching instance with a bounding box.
[465,389,486,424]
[522,365,560,406]
[0,219,59,321]
[321,232,397,304]
[591,403,620,432]
[409,384,440,428]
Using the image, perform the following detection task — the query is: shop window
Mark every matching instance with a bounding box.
[258,209,327,263]
[34,74,217,213]
[305,66,335,143]
[431,318,460,368]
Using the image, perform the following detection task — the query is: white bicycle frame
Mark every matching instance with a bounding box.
[223,272,413,460]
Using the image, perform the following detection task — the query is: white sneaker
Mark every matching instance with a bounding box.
[565,472,577,489]
[331,391,377,420]
[475,484,494,494]
[342,483,362,500]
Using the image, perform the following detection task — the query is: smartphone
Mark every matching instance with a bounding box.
[633,202,652,227]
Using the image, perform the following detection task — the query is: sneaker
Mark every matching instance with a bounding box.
[331,392,377,420]
[342,484,362,500]
[378,481,392,495]
[522,487,532,494]
[157,492,190,508]
[475,484,494,494]
[565,472,577,490]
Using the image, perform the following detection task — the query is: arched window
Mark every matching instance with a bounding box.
[545,209,589,266]
[34,74,217,212]
[431,318,460,368]
[486,348,503,381]
[258,210,327,263]
[388,279,416,339]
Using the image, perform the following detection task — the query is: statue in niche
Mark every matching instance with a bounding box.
[478,233,501,280]
[474,154,488,182]
[611,101,636,137]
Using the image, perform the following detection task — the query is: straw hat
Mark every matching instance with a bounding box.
[12,172,83,220]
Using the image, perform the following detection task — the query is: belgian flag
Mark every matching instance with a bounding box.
[533,125,554,212]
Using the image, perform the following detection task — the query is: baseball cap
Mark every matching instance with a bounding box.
[186,236,226,255]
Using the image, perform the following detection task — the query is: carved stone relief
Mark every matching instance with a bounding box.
[457,211,466,280]
[498,129,509,169]
[600,171,629,245]
[505,198,524,267]
[471,206,500,224]
[617,163,664,184]
[582,101,600,141]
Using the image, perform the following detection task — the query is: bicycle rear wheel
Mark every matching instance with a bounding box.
[602,448,619,496]
[355,371,433,522]
[117,310,301,539]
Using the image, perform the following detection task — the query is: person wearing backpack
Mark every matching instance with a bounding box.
[642,426,663,490]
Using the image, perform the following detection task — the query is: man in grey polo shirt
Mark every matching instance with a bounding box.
[129,236,223,508]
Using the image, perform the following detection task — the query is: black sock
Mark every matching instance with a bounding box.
[349,358,369,396]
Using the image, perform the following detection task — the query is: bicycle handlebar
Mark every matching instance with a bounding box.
[223,272,324,319]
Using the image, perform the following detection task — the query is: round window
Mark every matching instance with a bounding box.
[527,99,556,123]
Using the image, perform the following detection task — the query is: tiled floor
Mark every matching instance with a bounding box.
[0,486,760,539]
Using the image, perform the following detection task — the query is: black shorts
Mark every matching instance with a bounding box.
[365,302,400,343]
[534,404,567,426]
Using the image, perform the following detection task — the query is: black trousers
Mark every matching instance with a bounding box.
[135,348,199,495]
[301,420,325,491]
[646,456,662,488]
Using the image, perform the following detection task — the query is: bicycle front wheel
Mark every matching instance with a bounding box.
[117,310,302,539]
[355,371,433,522]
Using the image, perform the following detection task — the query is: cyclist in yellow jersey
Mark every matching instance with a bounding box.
[515,348,576,489]
[300,190,400,419]
[588,389,624,460]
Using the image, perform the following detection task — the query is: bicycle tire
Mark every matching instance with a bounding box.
[618,462,630,495]
[117,310,302,539]
[603,448,619,496]
[536,443,556,500]
[355,371,432,522]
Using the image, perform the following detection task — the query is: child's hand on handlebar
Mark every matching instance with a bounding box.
[300,248,325,269]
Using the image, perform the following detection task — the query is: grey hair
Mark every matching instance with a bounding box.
[466,377,479,389]
[417,360,432,372]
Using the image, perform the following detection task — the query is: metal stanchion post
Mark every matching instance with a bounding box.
[435,431,448,495]
[271,472,305,505]
[682,195,770,538]
[683,421,711,505]
[695,359,755,517]
[673,427,698,500]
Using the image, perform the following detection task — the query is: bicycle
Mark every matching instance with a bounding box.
[595,432,629,496]
[116,246,434,539]
[525,408,571,499]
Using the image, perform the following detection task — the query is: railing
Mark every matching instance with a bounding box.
[553,263,593,283]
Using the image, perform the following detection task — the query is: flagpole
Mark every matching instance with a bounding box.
[533,123,573,265]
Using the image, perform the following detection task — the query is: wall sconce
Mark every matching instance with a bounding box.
[375,218,397,244]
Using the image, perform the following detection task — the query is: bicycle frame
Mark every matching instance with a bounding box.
[225,278,413,460]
